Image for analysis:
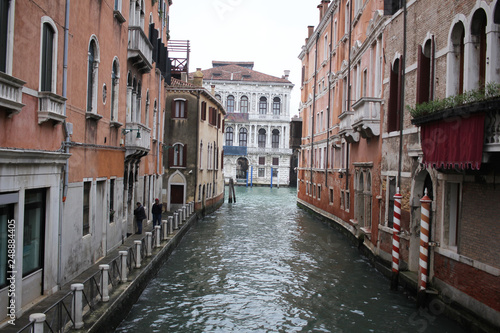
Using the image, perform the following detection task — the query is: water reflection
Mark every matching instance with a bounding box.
[116,187,464,332]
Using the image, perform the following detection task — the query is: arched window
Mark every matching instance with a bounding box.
[240,96,249,113]
[387,57,401,132]
[0,0,11,73]
[258,128,266,148]
[215,94,221,101]
[41,21,56,92]
[87,39,99,113]
[145,90,150,126]
[447,22,465,96]
[259,97,267,114]
[111,59,119,121]
[172,98,187,118]
[272,129,280,148]
[470,9,487,89]
[227,95,235,113]
[170,143,186,167]
[416,38,434,104]
[226,127,234,146]
[272,97,281,115]
[199,141,203,168]
[136,81,142,123]
[239,128,247,147]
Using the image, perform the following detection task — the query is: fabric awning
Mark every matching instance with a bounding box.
[421,112,485,170]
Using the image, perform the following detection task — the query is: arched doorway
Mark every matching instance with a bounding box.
[236,157,249,182]
[168,171,186,212]
[410,169,435,272]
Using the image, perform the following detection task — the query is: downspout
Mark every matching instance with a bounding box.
[310,34,319,188]
[398,0,407,188]
[345,0,352,193]
[157,1,163,178]
[59,0,70,289]
[325,9,333,187]
[194,91,200,212]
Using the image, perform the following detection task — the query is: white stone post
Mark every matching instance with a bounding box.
[119,250,128,282]
[168,216,173,234]
[71,283,84,329]
[99,264,110,302]
[146,232,152,256]
[162,220,168,239]
[178,208,183,224]
[29,313,46,333]
[154,225,161,248]
[174,212,179,229]
[183,206,187,222]
[134,240,142,268]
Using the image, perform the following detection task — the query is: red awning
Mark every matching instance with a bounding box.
[421,112,485,170]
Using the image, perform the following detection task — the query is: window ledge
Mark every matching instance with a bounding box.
[113,10,126,23]
[0,71,26,117]
[86,112,103,121]
[110,120,123,128]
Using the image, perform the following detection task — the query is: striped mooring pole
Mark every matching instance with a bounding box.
[391,187,402,290]
[418,188,432,306]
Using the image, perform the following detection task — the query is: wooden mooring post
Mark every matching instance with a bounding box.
[228,178,236,203]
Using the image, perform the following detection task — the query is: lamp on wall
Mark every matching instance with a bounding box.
[122,128,141,138]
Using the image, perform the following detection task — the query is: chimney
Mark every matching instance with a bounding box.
[193,68,203,86]
[211,84,215,95]
[307,26,315,39]
[181,72,188,83]
[318,3,324,21]
[282,70,290,80]
[321,0,330,19]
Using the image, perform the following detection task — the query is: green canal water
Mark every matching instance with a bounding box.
[116,186,465,332]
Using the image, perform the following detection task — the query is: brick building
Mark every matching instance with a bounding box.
[0,0,171,322]
[298,0,500,329]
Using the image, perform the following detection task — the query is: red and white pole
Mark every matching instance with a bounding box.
[418,188,432,305]
[391,187,402,290]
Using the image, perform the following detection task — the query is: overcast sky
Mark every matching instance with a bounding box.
[169,0,319,117]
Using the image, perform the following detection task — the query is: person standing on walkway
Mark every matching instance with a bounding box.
[134,202,146,234]
[152,198,162,226]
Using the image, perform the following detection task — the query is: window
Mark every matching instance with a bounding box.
[239,128,247,147]
[470,9,487,89]
[111,59,119,121]
[258,128,266,148]
[272,157,279,166]
[199,141,203,168]
[109,179,115,223]
[445,182,460,248]
[240,96,248,113]
[387,57,402,132]
[329,188,334,204]
[201,101,207,121]
[448,22,465,96]
[170,143,186,167]
[318,184,321,200]
[87,39,99,113]
[387,177,396,228]
[172,99,187,118]
[41,21,56,92]
[258,168,265,177]
[324,34,329,61]
[23,189,46,277]
[259,156,265,165]
[0,201,14,288]
[384,0,403,16]
[83,182,91,236]
[226,127,234,146]
[345,1,350,34]
[259,97,267,114]
[272,129,279,148]
[0,0,11,73]
[227,95,235,113]
[215,94,221,101]
[417,39,434,104]
[272,97,281,115]
[362,68,367,98]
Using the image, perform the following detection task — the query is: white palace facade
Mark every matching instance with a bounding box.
[198,61,294,186]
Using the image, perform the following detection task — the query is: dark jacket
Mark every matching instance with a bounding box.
[134,205,147,220]
[152,202,162,215]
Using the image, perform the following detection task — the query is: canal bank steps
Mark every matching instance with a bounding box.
[3,204,199,333]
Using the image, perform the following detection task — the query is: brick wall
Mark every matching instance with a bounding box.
[434,253,500,312]
[460,182,500,268]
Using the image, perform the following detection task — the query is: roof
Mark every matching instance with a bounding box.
[166,78,226,114]
[168,77,197,87]
[192,64,292,84]
[212,61,254,69]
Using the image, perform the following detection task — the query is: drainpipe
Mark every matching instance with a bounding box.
[310,33,319,189]
[397,0,407,189]
[157,1,163,179]
[58,0,70,289]
[345,0,352,193]
[325,9,333,187]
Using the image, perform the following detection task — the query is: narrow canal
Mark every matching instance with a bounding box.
[116,187,464,332]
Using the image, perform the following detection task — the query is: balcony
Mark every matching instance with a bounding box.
[0,71,25,116]
[485,109,500,152]
[338,111,359,143]
[247,147,292,155]
[123,122,151,157]
[351,97,381,138]
[248,113,290,122]
[128,26,153,73]
[38,91,66,125]
[223,146,247,156]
